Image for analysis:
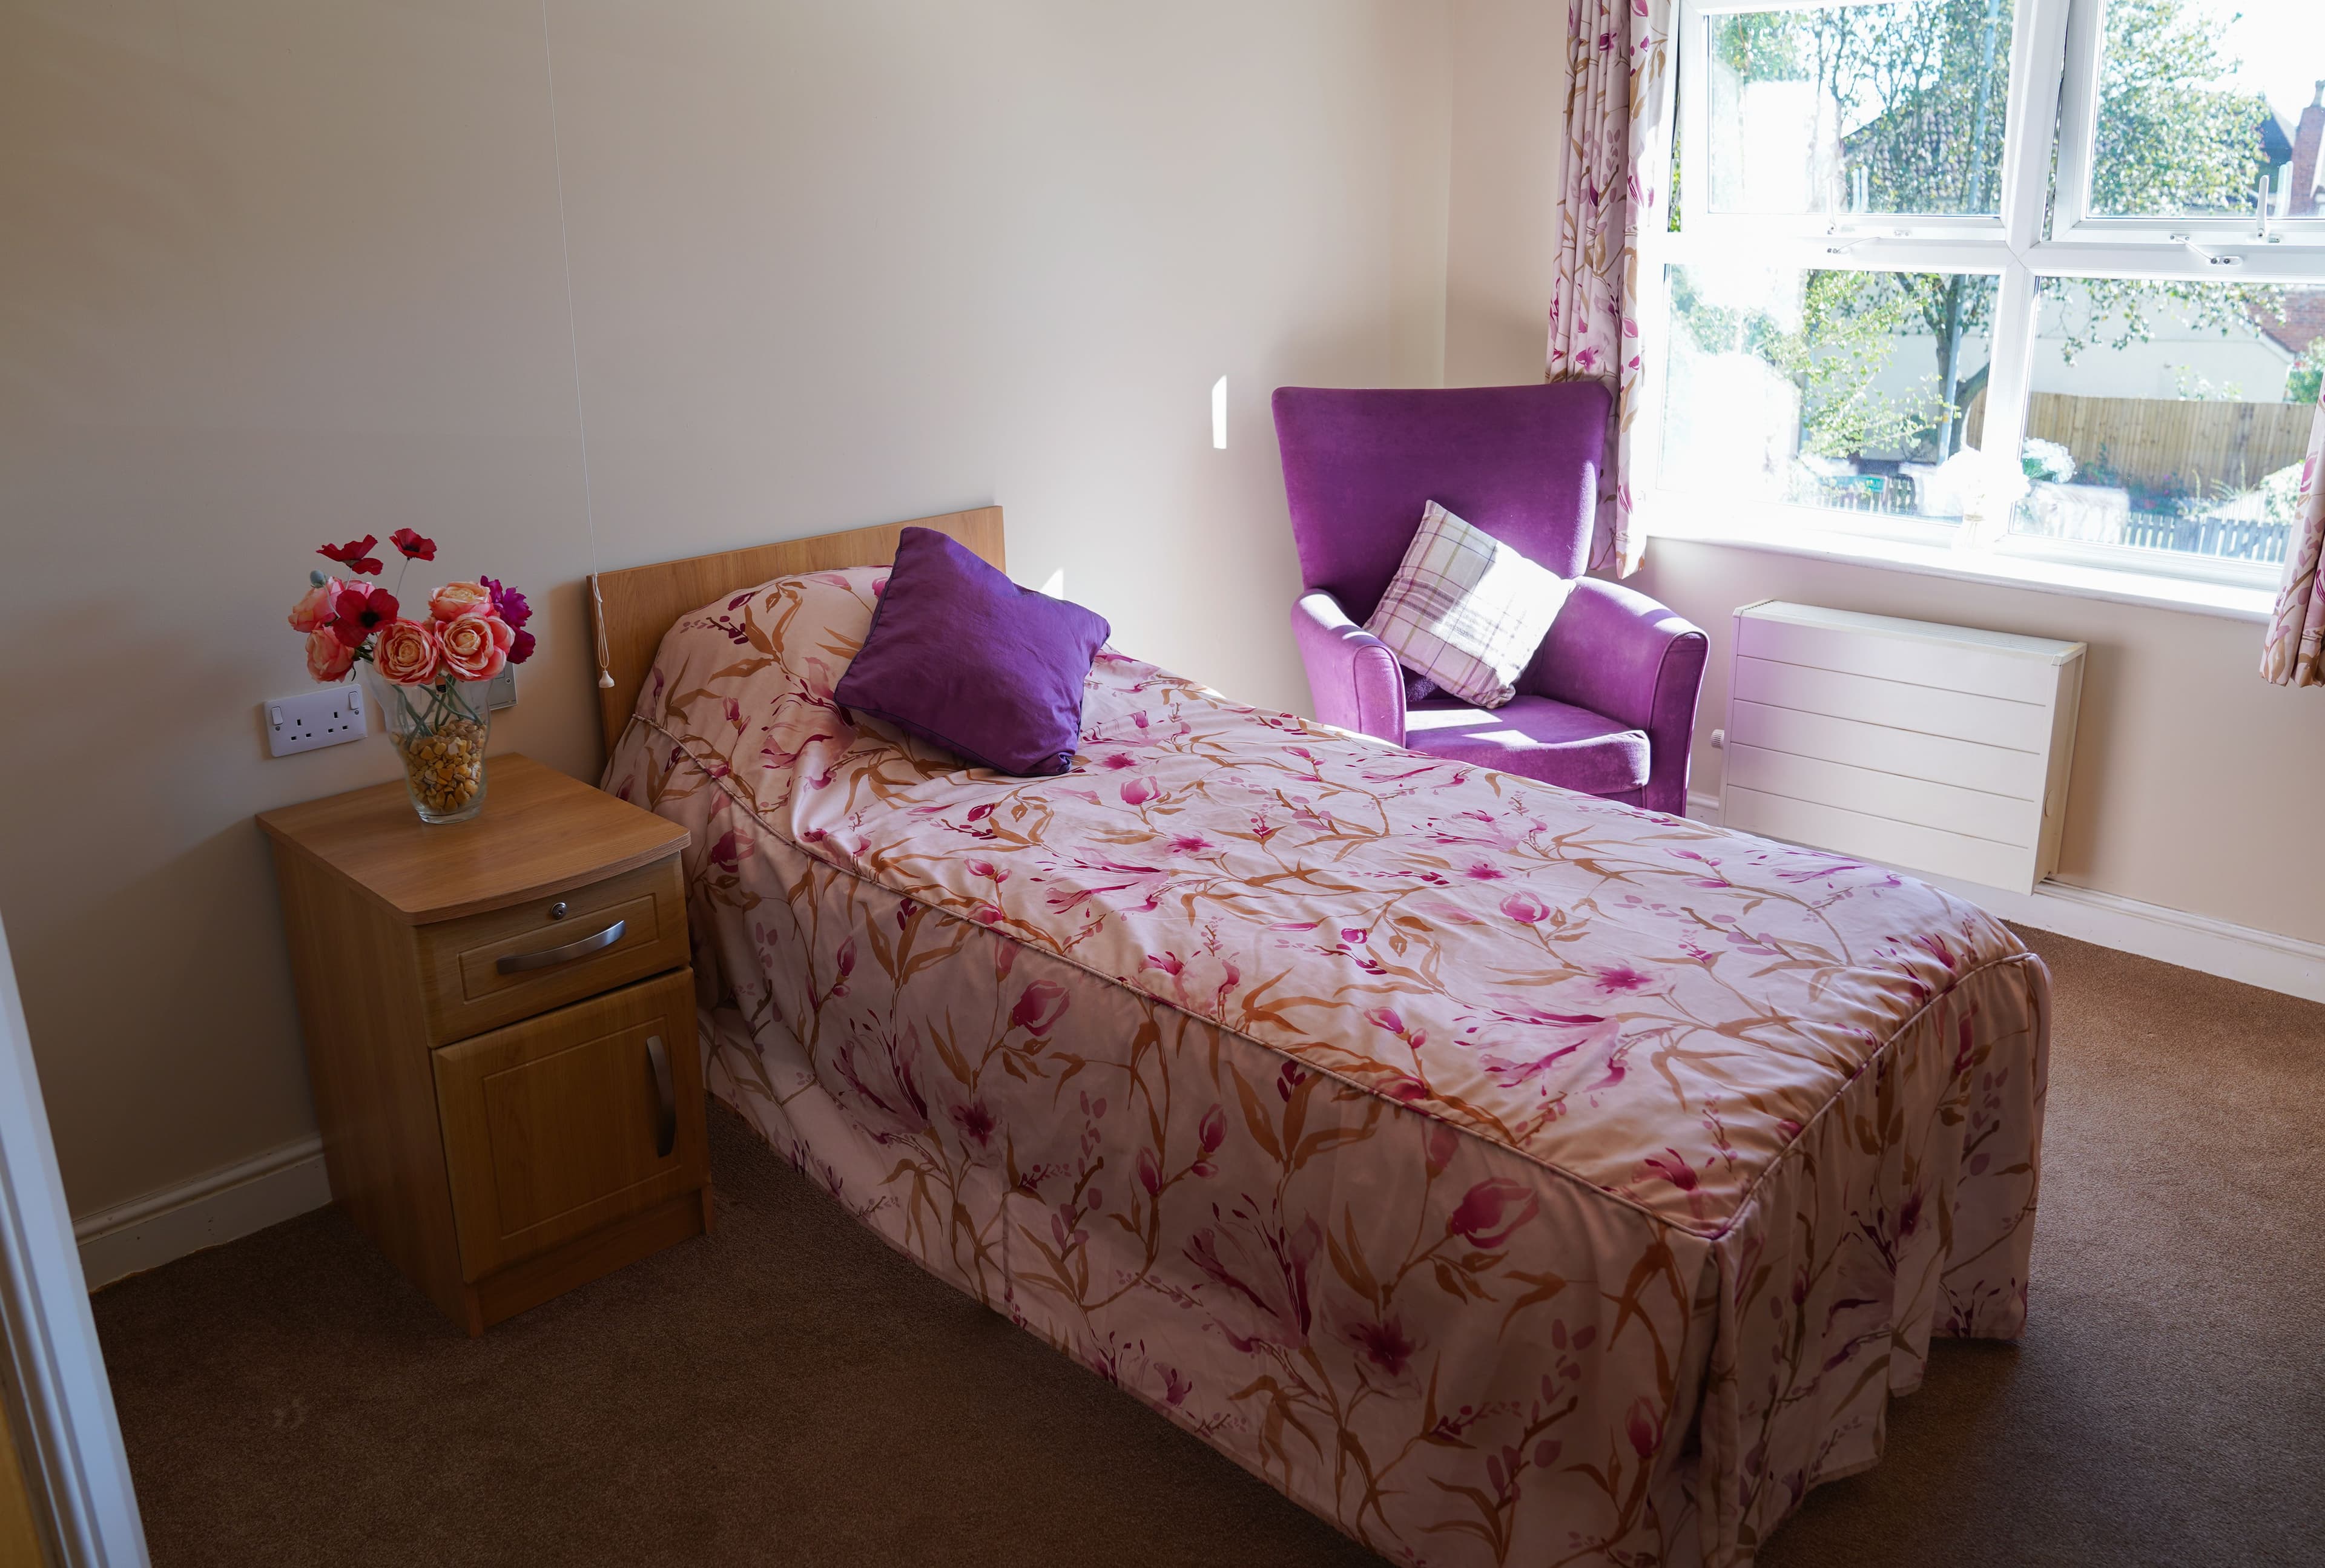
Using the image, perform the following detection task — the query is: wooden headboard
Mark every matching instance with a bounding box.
[586,506,1005,753]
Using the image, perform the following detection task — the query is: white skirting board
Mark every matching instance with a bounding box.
[74,1136,331,1291]
[1687,793,2325,1006]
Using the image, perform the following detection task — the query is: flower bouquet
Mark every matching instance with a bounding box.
[289,528,535,824]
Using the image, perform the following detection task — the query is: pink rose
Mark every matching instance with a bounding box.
[304,628,354,682]
[437,612,510,680]
[427,580,492,621]
[288,577,341,633]
[372,618,441,685]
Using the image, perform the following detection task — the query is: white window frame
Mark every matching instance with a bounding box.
[1654,0,2325,595]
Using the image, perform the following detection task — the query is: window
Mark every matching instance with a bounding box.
[1655,0,2325,585]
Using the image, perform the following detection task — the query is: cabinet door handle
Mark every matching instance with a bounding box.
[645,1033,677,1159]
[496,918,626,975]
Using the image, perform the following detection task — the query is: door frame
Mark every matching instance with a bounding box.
[0,911,148,1566]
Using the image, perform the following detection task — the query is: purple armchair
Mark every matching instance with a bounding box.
[1273,383,1707,815]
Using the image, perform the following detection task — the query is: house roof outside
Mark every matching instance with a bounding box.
[2289,81,2325,218]
[2263,113,2295,171]
[2257,287,2325,360]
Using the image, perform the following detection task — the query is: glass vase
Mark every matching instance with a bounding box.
[364,667,493,825]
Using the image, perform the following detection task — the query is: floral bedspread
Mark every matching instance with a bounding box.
[603,568,2048,1567]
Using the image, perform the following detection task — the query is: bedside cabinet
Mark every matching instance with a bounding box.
[259,754,710,1334]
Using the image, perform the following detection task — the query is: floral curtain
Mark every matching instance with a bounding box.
[1547,0,1676,578]
[2261,396,2325,687]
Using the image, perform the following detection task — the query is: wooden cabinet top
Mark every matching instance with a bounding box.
[257,754,688,925]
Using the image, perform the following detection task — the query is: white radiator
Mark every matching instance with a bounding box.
[1719,601,2086,895]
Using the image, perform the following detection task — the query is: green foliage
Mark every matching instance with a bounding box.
[2058,0,2287,364]
[1710,0,2013,219]
[2047,275,2286,368]
[1670,268,1945,461]
[2091,0,2269,218]
[1784,271,1951,458]
[2284,345,2324,409]
[1704,1,2014,451]
[2258,460,2310,527]
[1769,0,2286,424]
[1712,0,2267,229]
[1675,0,2301,468]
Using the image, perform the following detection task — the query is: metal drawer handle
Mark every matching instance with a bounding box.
[645,1034,677,1158]
[496,918,626,975]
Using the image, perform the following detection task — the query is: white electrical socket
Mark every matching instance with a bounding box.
[484,668,516,711]
[264,683,369,757]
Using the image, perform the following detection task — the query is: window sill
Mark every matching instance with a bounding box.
[1641,507,2278,625]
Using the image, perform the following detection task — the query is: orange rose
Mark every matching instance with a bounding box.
[305,628,355,682]
[372,618,441,685]
[288,576,341,633]
[437,612,509,681]
[427,581,492,622]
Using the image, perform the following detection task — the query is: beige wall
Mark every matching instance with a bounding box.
[1443,0,1565,386]
[0,0,1453,1216]
[1635,544,2325,947]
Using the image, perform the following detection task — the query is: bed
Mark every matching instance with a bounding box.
[589,509,2049,1568]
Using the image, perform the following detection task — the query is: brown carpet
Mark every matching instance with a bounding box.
[93,930,2325,1567]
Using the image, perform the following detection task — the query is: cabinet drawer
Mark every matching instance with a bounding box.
[434,968,707,1282]
[415,856,688,1044]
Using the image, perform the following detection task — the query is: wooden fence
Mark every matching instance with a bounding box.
[1967,391,2315,493]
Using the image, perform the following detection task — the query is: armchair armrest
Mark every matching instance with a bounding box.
[1291,591,1407,745]
[1525,577,1708,815]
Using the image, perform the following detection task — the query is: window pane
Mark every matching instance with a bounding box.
[2088,0,2325,220]
[2003,278,2324,565]
[1703,1,2013,218]
[1661,265,1999,520]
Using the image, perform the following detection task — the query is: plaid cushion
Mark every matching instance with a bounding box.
[1362,501,1573,709]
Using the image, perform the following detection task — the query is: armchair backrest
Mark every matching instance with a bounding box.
[1271,382,1612,624]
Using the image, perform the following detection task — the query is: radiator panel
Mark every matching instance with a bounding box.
[1721,602,2086,894]
[1729,656,2056,752]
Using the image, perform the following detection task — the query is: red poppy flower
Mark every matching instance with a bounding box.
[389,528,437,561]
[506,627,535,666]
[317,536,384,576]
[328,583,399,647]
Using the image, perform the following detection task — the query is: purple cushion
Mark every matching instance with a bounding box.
[834,527,1110,776]
[1400,666,1441,706]
[1402,694,1650,796]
